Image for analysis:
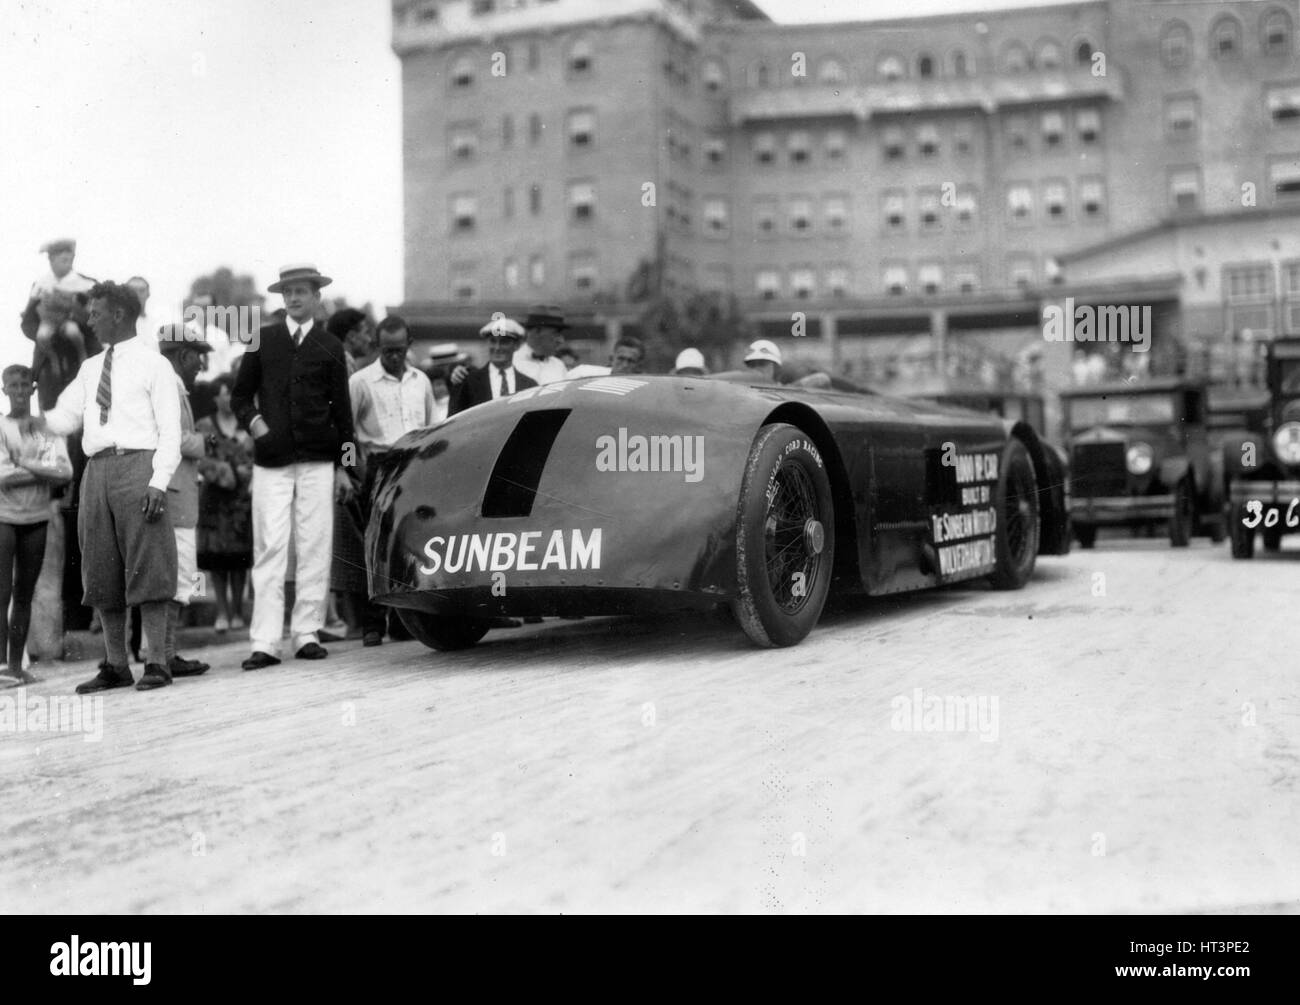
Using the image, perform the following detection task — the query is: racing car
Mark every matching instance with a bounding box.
[365,374,1071,650]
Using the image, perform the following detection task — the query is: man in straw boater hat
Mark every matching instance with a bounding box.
[36,281,182,692]
[232,264,357,671]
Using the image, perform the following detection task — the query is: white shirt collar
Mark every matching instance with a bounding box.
[363,359,414,383]
[289,317,314,339]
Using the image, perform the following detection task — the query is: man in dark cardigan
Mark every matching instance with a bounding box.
[231,264,357,671]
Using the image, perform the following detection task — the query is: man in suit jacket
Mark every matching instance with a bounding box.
[232,264,357,670]
[158,324,214,679]
[449,315,537,415]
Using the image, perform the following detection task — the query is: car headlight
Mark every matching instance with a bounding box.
[1274,422,1300,466]
[1126,442,1154,475]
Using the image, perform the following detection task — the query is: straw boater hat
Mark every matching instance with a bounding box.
[268,263,333,293]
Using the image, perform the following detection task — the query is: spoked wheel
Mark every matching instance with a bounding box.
[731,424,835,648]
[988,438,1040,590]
[396,609,490,651]
[1168,479,1193,547]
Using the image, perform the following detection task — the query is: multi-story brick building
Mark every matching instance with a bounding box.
[391,0,1300,392]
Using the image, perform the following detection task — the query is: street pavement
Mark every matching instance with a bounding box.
[2,537,1296,913]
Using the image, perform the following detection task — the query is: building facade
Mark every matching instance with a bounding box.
[391,0,1300,390]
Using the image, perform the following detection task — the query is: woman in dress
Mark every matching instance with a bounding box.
[195,374,253,632]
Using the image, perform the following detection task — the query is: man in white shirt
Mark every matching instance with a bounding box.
[39,281,182,693]
[513,304,572,386]
[345,315,436,645]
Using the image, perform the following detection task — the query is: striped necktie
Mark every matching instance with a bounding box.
[96,345,113,425]
[498,367,510,397]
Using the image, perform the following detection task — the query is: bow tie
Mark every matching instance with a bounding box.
[529,352,548,362]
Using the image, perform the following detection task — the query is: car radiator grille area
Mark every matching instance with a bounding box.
[1072,442,1128,497]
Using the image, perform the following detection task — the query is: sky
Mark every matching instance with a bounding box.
[0,0,1079,371]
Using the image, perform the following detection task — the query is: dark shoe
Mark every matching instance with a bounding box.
[523,616,544,624]
[362,631,383,647]
[136,664,173,691]
[295,642,328,660]
[489,616,522,629]
[76,663,134,694]
[241,651,282,671]
[169,655,210,677]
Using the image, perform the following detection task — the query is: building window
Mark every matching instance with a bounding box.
[567,108,595,148]
[1002,42,1029,73]
[1080,177,1105,219]
[919,263,943,295]
[503,187,515,219]
[826,267,849,297]
[825,128,847,161]
[449,123,479,161]
[705,136,727,167]
[917,53,935,78]
[703,197,730,236]
[1077,108,1100,143]
[450,54,476,90]
[1161,21,1191,67]
[1268,84,1300,122]
[956,187,977,227]
[883,190,906,232]
[1269,158,1300,199]
[529,113,542,144]
[568,182,595,222]
[1006,114,1029,152]
[451,275,477,301]
[756,270,781,300]
[567,37,593,76]
[1225,264,1274,301]
[1043,180,1068,221]
[754,199,777,236]
[1007,183,1033,223]
[955,267,979,294]
[1169,168,1201,211]
[529,183,541,215]
[919,189,941,231]
[883,124,905,160]
[1075,40,1094,65]
[954,124,973,154]
[824,195,848,232]
[1264,10,1293,56]
[819,58,847,84]
[917,123,940,157]
[1165,96,1199,138]
[527,40,540,72]
[703,59,727,93]
[951,50,969,77]
[451,194,477,232]
[788,197,812,233]
[1009,257,1035,289]
[883,264,908,296]
[790,268,815,299]
[754,131,776,164]
[529,255,545,287]
[1041,111,1064,148]
[788,130,812,164]
[877,54,905,80]
[504,258,520,290]
[1037,40,1062,70]
[1210,16,1241,60]
[569,254,598,292]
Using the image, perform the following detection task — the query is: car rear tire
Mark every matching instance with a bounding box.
[1263,526,1283,552]
[396,609,491,651]
[988,438,1039,590]
[1075,523,1097,549]
[1168,480,1193,548]
[731,423,835,648]
[1229,503,1254,560]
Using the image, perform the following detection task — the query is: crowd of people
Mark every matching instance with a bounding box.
[2,238,798,692]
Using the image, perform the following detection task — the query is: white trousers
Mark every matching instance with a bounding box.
[174,527,197,604]
[249,461,334,656]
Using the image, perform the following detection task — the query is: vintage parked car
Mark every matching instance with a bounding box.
[1061,378,1226,548]
[1224,337,1300,558]
[365,374,1071,650]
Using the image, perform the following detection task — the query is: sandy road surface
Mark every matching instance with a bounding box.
[2,539,1297,913]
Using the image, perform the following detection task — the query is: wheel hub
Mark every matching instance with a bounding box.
[803,518,825,555]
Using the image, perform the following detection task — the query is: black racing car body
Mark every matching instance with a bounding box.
[365,374,1070,649]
